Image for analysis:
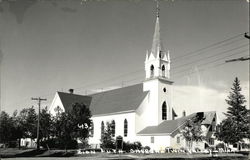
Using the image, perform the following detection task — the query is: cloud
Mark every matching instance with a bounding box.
[172,82,249,122]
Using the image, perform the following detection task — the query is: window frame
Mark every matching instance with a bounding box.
[162,101,167,120]
[124,119,128,137]
[111,120,115,137]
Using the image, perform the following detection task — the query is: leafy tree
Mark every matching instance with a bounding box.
[70,103,92,144]
[58,112,76,150]
[11,110,25,148]
[40,107,53,141]
[50,103,92,150]
[100,122,115,149]
[181,114,204,153]
[215,118,235,146]
[0,111,13,145]
[52,106,63,138]
[19,106,37,139]
[215,77,249,148]
[1,108,37,148]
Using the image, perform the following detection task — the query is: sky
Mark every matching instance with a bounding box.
[0,0,249,121]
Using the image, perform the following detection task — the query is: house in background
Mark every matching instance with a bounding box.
[49,4,217,152]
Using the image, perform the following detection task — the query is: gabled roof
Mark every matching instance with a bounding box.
[90,83,148,116]
[57,83,149,116]
[57,92,92,112]
[201,111,216,125]
[137,111,216,136]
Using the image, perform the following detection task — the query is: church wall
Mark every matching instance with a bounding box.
[142,79,173,126]
[88,112,136,146]
[135,93,152,133]
[158,81,173,122]
[142,79,159,126]
[49,92,65,115]
[137,135,171,152]
[170,133,186,149]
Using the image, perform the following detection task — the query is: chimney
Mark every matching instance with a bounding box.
[183,110,186,117]
[69,89,74,94]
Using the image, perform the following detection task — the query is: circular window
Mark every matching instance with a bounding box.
[163,88,166,92]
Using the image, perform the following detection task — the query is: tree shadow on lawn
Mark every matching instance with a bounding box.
[0,149,46,158]
[0,149,75,158]
[142,156,248,160]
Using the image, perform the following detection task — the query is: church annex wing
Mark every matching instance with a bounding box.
[137,111,216,136]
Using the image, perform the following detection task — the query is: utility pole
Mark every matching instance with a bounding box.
[225,57,250,63]
[244,32,250,39]
[225,32,250,63]
[31,97,47,150]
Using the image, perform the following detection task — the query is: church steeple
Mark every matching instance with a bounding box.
[143,1,174,126]
[151,0,164,59]
[145,1,170,79]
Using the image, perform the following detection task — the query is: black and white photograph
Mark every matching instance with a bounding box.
[0,0,249,159]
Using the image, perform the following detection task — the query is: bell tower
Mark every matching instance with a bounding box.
[145,1,170,80]
[143,1,175,126]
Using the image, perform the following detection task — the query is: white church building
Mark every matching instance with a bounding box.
[49,4,217,152]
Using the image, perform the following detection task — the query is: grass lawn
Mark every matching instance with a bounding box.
[2,155,249,160]
[1,148,249,160]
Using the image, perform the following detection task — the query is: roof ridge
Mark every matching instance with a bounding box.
[89,83,143,96]
[57,91,90,97]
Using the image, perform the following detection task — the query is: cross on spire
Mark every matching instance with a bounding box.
[151,0,164,58]
[156,0,160,18]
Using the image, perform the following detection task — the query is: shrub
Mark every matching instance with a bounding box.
[195,147,201,152]
[40,138,78,149]
[123,141,142,152]
[215,143,225,150]
[78,139,89,149]
[143,146,150,151]
[179,147,187,153]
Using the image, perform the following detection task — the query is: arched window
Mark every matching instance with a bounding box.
[124,119,128,137]
[90,121,94,137]
[150,65,154,77]
[162,102,167,120]
[159,51,162,58]
[162,65,165,77]
[163,87,166,93]
[101,121,104,136]
[111,120,115,137]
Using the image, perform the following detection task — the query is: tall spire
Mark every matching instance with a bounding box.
[151,0,164,58]
[156,0,160,18]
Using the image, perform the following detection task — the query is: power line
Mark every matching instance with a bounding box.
[74,33,247,92]
[173,52,248,79]
[172,33,245,60]
[172,48,249,75]
[173,62,227,80]
[225,32,250,62]
[74,69,143,91]
[87,51,248,92]
[173,37,245,63]
[173,44,248,69]
[77,41,248,92]
[174,52,248,79]
[2,33,248,109]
